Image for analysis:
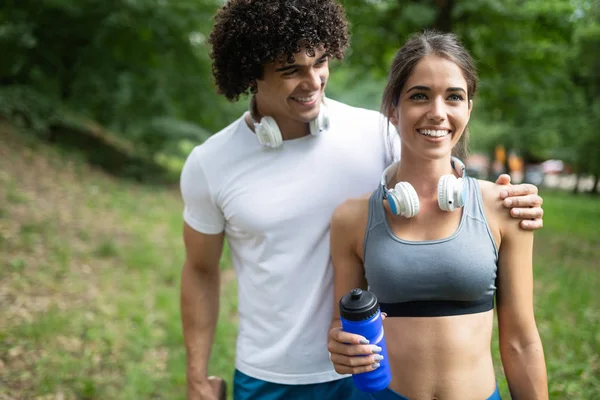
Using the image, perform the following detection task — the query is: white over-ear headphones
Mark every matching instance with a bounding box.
[249,96,330,148]
[381,157,467,218]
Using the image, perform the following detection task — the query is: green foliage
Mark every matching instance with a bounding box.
[327,65,387,111]
[564,0,600,178]
[0,0,226,142]
[1,0,598,182]
[130,116,212,157]
[337,0,598,179]
[0,85,63,136]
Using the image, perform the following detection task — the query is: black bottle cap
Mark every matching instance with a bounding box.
[339,288,379,321]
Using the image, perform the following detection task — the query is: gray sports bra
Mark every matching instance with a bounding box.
[363,177,499,317]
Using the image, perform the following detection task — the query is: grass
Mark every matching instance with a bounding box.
[0,123,238,399]
[1,122,599,399]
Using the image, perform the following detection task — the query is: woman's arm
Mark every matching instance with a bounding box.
[492,185,548,399]
[327,198,383,375]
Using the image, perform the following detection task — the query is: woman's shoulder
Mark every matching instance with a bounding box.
[475,179,504,214]
[475,179,523,239]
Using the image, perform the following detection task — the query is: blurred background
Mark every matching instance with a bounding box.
[1,0,598,399]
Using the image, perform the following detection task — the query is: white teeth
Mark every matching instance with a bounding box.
[292,95,317,102]
[418,129,450,137]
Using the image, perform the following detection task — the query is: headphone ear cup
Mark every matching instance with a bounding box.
[438,175,465,212]
[391,182,420,218]
[256,116,283,148]
[438,175,453,212]
[386,190,401,216]
[309,103,330,136]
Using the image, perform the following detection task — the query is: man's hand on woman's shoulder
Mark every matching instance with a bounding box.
[493,174,544,230]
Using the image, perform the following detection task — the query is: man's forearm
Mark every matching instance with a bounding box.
[181,261,220,387]
[502,341,548,399]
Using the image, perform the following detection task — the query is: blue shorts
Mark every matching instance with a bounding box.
[233,369,501,400]
[233,369,366,400]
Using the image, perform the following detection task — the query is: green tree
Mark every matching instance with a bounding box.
[0,0,239,154]
[338,0,586,166]
[559,0,600,192]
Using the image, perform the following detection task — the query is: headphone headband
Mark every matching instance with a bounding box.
[451,157,466,178]
[381,156,466,200]
[248,96,261,125]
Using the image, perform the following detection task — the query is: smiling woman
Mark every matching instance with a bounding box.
[327,31,549,400]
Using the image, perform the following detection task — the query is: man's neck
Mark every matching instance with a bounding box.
[248,98,310,140]
[274,118,311,140]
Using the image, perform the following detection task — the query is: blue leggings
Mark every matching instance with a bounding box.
[368,385,501,400]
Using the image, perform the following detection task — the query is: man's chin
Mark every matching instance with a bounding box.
[300,107,321,123]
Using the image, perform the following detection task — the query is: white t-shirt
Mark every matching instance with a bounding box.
[180,99,398,384]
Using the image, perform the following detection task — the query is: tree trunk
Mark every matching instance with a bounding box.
[572,174,580,194]
[60,79,72,102]
[593,174,599,194]
[0,77,18,86]
[59,64,74,102]
[434,0,455,32]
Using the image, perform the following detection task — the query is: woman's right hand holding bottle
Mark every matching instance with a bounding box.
[327,324,385,375]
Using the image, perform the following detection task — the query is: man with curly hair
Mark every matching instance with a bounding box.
[179,1,545,399]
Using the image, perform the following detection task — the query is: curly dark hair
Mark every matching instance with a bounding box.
[208,0,350,101]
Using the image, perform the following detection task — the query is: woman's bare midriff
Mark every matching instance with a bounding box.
[383,310,497,400]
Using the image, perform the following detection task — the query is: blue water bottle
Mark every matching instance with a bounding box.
[339,288,391,393]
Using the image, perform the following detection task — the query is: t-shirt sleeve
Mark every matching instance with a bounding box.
[180,147,225,234]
